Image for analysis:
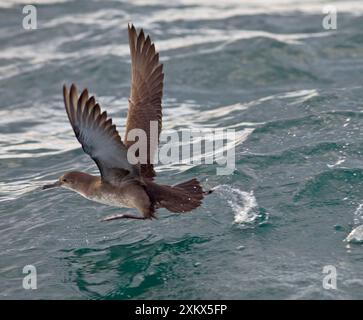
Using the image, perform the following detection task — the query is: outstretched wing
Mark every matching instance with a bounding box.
[124,24,164,179]
[63,84,136,184]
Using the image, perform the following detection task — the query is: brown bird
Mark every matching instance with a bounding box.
[42,24,212,221]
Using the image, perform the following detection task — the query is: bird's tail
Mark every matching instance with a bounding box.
[144,178,212,213]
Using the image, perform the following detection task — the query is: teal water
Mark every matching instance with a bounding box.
[1,0,363,299]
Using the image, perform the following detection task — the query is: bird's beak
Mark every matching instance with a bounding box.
[42,180,61,190]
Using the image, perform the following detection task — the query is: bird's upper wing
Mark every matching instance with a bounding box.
[63,84,136,184]
[124,24,164,179]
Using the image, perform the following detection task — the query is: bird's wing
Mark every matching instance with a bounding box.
[124,24,164,179]
[63,84,136,184]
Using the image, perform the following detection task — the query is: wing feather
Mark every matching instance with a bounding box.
[124,24,164,179]
[63,84,136,184]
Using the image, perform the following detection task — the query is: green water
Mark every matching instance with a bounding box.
[1,0,363,299]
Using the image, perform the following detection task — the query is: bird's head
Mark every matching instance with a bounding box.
[42,171,91,192]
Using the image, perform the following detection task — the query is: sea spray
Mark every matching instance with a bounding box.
[215,185,261,224]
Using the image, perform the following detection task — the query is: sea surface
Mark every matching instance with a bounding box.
[1,0,363,299]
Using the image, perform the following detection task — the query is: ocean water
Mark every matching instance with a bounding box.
[1,0,363,299]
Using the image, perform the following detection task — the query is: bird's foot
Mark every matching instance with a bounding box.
[101,213,146,221]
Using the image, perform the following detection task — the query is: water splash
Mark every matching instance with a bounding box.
[345,203,363,244]
[215,185,261,224]
[353,203,363,225]
[345,225,363,243]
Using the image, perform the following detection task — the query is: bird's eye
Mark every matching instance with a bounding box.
[62,178,67,182]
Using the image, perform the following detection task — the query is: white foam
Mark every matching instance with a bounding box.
[216,185,260,224]
[327,157,346,168]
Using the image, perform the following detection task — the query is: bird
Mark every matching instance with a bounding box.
[42,24,212,221]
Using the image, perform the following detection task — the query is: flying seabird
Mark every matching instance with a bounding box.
[42,24,212,221]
